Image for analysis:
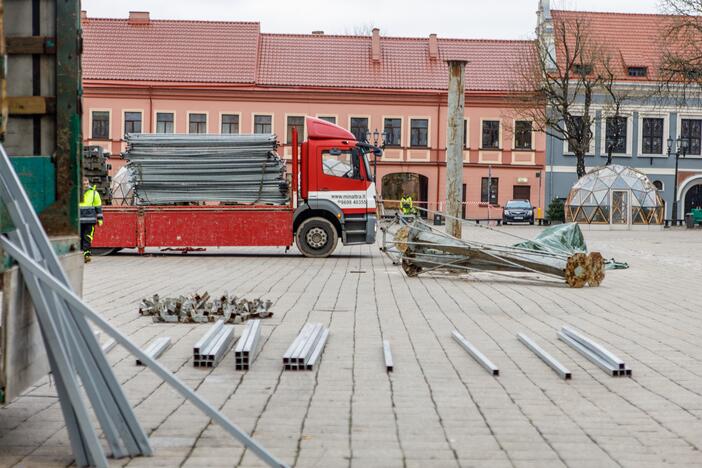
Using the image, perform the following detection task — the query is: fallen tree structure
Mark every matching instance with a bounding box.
[380,216,609,288]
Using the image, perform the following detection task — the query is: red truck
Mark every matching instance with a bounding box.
[92,117,380,258]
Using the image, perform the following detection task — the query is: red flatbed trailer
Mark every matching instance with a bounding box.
[92,117,380,257]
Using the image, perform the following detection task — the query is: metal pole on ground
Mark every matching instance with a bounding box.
[445,59,468,239]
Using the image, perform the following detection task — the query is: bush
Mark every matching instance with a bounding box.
[547,197,565,222]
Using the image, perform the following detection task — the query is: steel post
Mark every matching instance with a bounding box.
[517,333,571,380]
[445,60,467,238]
[452,330,499,376]
[383,340,394,372]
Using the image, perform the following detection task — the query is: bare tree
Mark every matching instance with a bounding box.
[658,1,702,99]
[513,15,606,178]
[600,58,633,166]
[344,23,377,36]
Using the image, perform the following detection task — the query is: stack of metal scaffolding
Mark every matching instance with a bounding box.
[559,326,631,377]
[0,144,287,467]
[234,319,263,371]
[283,323,329,371]
[124,133,289,205]
[193,320,236,368]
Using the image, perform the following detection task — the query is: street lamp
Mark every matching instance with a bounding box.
[668,135,688,224]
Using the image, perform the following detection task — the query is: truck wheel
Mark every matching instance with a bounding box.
[296,217,338,258]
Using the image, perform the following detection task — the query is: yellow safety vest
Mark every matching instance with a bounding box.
[79,186,103,224]
[400,196,414,215]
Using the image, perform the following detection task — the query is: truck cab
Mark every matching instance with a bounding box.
[293,117,379,257]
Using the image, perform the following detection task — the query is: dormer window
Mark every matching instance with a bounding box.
[573,63,593,76]
[627,67,648,77]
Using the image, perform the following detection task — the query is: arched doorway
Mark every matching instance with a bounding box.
[684,183,702,214]
[382,173,429,217]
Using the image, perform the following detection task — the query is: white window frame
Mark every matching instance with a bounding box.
[122,109,144,138]
[676,113,702,158]
[348,115,372,142]
[512,119,535,151]
[600,112,634,157]
[408,116,432,148]
[284,113,306,144]
[480,118,502,150]
[563,116,596,155]
[187,111,209,134]
[89,108,112,141]
[252,113,274,134]
[153,110,176,134]
[638,114,669,157]
[219,112,242,135]
[382,115,404,148]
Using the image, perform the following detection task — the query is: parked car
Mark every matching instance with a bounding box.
[503,199,535,225]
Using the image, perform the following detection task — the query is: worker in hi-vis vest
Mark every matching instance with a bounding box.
[79,177,103,262]
[400,195,416,216]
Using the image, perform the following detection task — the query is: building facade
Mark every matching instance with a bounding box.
[538,2,702,220]
[81,12,545,219]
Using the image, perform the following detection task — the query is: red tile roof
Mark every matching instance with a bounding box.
[551,10,675,81]
[82,18,261,84]
[257,35,532,91]
[82,16,533,92]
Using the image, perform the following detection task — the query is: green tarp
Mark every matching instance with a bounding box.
[514,223,629,270]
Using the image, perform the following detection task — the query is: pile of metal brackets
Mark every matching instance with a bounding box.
[139,293,273,324]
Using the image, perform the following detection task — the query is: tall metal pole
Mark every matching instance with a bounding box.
[446,60,467,238]
[672,150,680,224]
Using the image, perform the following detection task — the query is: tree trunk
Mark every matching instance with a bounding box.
[606,145,613,166]
[575,151,587,178]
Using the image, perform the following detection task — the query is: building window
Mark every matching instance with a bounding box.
[286,116,304,143]
[574,63,593,75]
[221,114,239,134]
[481,177,499,205]
[628,67,648,77]
[124,112,142,135]
[605,116,628,154]
[514,121,533,150]
[641,118,664,154]
[482,120,500,149]
[254,115,272,134]
[410,119,429,147]
[156,112,174,134]
[318,116,336,124]
[384,118,402,147]
[91,111,109,139]
[350,117,369,142]
[189,113,207,134]
[681,119,702,155]
[463,120,468,148]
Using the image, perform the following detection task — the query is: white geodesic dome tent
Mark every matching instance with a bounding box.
[565,165,664,225]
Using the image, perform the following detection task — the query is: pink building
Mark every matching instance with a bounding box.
[82,11,545,219]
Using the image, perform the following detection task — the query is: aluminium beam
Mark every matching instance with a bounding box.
[136,337,171,366]
[558,331,621,377]
[194,319,225,356]
[305,328,329,371]
[517,333,571,380]
[0,238,288,468]
[452,330,499,376]
[296,323,323,367]
[561,326,626,370]
[383,340,394,372]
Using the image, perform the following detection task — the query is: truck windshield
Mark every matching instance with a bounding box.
[322,149,361,179]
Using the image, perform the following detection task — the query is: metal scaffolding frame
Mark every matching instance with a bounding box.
[0,144,287,468]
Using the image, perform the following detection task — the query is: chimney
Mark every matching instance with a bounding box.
[312,30,324,35]
[429,33,438,61]
[128,11,150,25]
[371,28,381,63]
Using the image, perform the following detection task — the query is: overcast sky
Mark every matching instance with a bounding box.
[82,0,662,39]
